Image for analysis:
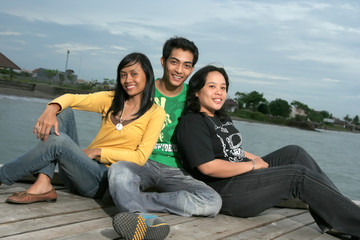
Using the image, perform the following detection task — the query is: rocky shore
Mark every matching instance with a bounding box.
[0,80,91,100]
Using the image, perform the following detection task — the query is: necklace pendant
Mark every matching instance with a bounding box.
[115,123,123,131]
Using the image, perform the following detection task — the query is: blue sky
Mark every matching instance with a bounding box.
[1,0,359,118]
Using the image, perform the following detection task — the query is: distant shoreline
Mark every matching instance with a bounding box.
[0,84,357,134]
[0,86,54,100]
[0,80,92,100]
[0,86,307,131]
[0,85,262,126]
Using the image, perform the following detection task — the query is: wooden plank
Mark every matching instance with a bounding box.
[166,208,307,240]
[47,213,192,240]
[0,190,113,224]
[50,209,311,240]
[55,227,120,240]
[275,223,337,240]
[0,182,353,240]
[222,211,315,240]
[0,207,117,238]
[0,218,114,240]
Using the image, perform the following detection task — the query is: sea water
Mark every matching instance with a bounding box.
[1,94,359,200]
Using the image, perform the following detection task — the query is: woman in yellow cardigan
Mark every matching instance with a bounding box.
[0,52,165,204]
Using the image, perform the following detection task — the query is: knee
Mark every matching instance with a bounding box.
[108,161,139,185]
[206,191,222,216]
[194,188,222,217]
[46,133,71,146]
[285,145,313,162]
[284,145,309,156]
[284,144,303,152]
[59,108,75,119]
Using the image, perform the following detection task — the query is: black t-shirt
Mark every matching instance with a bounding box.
[177,112,246,182]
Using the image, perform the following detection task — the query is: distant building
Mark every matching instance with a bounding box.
[32,68,77,86]
[0,52,21,80]
[76,79,86,84]
[323,118,335,124]
[290,107,307,118]
[224,99,238,113]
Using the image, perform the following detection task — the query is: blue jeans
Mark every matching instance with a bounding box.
[0,108,108,198]
[209,145,360,237]
[108,159,222,217]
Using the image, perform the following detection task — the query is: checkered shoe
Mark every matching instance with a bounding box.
[112,212,170,240]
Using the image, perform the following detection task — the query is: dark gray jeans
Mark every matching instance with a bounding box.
[208,145,360,238]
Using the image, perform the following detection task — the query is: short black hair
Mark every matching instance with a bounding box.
[162,36,199,66]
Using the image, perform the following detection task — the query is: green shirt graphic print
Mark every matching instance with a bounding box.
[150,82,188,167]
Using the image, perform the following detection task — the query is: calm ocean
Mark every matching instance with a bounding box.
[1,94,359,200]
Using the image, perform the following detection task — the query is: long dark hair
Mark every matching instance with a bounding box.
[184,65,229,122]
[106,52,155,120]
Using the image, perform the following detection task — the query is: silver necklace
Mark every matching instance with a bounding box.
[115,103,136,131]
[206,115,229,133]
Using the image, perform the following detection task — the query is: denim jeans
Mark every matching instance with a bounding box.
[108,159,222,217]
[209,145,360,237]
[0,108,108,198]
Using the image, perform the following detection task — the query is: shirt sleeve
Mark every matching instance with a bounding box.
[177,113,215,170]
[50,91,114,114]
[100,105,166,166]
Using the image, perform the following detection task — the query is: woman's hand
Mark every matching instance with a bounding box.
[82,148,101,160]
[253,157,269,170]
[33,103,61,141]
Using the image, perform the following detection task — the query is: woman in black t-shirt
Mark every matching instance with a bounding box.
[177,65,360,239]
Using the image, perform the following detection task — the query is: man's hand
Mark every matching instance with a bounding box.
[33,103,61,141]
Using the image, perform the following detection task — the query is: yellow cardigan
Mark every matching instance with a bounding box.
[51,91,166,167]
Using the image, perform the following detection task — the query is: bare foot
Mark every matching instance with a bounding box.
[26,173,53,194]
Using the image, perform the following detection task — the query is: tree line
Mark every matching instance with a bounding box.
[234,90,359,125]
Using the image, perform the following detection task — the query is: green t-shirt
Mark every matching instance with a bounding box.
[149,81,188,167]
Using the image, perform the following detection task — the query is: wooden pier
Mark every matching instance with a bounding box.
[0,180,349,240]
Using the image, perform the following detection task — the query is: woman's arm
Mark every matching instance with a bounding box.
[34,91,113,142]
[51,91,113,114]
[197,157,269,178]
[244,151,260,160]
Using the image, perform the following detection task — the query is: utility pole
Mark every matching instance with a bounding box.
[65,50,70,72]
[64,50,70,85]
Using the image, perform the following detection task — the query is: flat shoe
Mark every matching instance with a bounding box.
[6,188,57,204]
[327,229,360,240]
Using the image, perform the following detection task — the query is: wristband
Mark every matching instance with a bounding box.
[250,159,256,171]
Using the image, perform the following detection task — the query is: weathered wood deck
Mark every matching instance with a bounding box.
[0,181,348,240]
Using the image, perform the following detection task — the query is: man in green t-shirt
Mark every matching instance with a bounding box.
[108,37,222,240]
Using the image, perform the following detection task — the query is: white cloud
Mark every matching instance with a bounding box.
[0,31,21,36]
[13,39,26,45]
[227,66,292,81]
[322,78,341,83]
[111,46,127,51]
[230,78,277,86]
[47,43,102,54]
[343,95,360,99]
[34,33,47,37]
